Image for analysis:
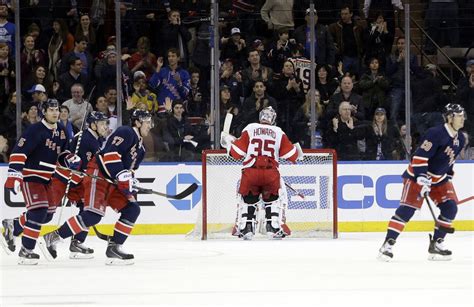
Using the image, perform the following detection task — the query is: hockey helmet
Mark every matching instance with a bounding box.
[86,111,109,125]
[42,98,59,113]
[443,103,465,121]
[259,106,277,125]
[130,109,153,126]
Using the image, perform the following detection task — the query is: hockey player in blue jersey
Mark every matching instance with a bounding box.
[48,111,110,259]
[0,99,80,265]
[39,109,152,265]
[378,103,466,262]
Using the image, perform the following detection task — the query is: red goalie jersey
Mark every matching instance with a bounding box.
[229,123,298,168]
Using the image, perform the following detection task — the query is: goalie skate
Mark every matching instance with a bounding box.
[240,222,255,241]
[1,219,15,255]
[428,234,452,261]
[18,246,40,265]
[69,239,94,259]
[377,238,395,262]
[105,242,134,265]
[266,222,289,240]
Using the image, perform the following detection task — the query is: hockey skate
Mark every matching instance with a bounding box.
[239,222,255,240]
[38,231,61,261]
[105,241,134,265]
[377,238,396,262]
[18,246,40,265]
[266,222,286,240]
[1,219,15,254]
[69,239,94,259]
[428,234,452,261]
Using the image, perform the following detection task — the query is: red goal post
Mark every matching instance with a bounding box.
[191,149,338,240]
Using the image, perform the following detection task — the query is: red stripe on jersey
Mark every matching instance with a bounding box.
[66,216,86,234]
[71,173,83,184]
[22,169,54,181]
[114,221,133,235]
[56,167,71,179]
[230,131,250,160]
[411,156,428,167]
[23,226,40,239]
[388,220,405,233]
[9,154,27,164]
[279,134,297,163]
[19,213,26,228]
[102,152,122,164]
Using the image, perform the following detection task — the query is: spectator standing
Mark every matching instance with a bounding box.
[293,8,335,66]
[267,27,295,73]
[20,35,46,82]
[59,36,94,80]
[75,13,97,56]
[328,5,365,76]
[241,49,274,98]
[241,80,277,131]
[260,0,295,32]
[315,64,339,104]
[127,36,157,80]
[358,57,390,116]
[0,42,14,107]
[364,12,392,68]
[47,19,75,82]
[220,28,248,71]
[57,57,90,102]
[0,2,15,54]
[149,48,191,116]
[157,9,192,67]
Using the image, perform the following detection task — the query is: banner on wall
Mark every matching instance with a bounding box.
[0,162,472,232]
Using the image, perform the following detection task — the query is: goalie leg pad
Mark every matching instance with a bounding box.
[263,195,290,239]
[235,194,258,239]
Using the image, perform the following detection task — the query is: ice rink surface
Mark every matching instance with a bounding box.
[0,232,472,307]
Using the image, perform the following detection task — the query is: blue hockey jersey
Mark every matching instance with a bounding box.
[9,120,70,184]
[403,124,466,185]
[96,126,146,180]
[55,128,105,185]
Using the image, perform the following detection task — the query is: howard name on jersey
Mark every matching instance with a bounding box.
[97,126,146,180]
[230,123,298,168]
[403,124,466,185]
[9,120,69,183]
[54,128,105,185]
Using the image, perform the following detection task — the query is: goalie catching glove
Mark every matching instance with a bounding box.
[220,132,236,149]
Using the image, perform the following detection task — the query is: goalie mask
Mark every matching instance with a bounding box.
[259,107,277,125]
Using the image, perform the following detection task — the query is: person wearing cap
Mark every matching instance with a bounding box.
[26,84,47,113]
[293,8,335,66]
[220,27,247,71]
[260,0,294,31]
[130,70,159,113]
[96,49,121,96]
[363,107,397,160]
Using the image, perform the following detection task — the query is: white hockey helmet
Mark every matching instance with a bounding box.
[259,106,277,125]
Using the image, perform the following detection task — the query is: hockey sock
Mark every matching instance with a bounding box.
[22,208,48,250]
[58,211,101,239]
[13,212,26,236]
[72,202,89,242]
[43,213,54,224]
[434,200,457,240]
[386,205,415,241]
[112,202,140,244]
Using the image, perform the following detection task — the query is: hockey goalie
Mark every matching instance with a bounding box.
[220,107,303,240]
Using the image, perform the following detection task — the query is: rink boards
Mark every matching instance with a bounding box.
[0,161,473,234]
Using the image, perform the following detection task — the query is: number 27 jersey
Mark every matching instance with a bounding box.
[229,123,298,168]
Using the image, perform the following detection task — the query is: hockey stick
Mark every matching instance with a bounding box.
[284,182,305,200]
[92,226,111,241]
[458,196,474,205]
[424,194,455,234]
[39,163,199,200]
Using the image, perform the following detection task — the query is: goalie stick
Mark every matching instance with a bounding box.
[39,163,198,200]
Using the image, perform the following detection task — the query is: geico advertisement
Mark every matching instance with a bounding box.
[0,162,472,225]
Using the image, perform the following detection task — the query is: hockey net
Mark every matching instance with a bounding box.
[189,149,338,240]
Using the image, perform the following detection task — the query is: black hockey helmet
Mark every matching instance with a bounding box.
[86,111,109,125]
[443,103,465,121]
[130,109,153,126]
[42,98,59,113]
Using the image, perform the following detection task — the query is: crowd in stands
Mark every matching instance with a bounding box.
[0,0,473,162]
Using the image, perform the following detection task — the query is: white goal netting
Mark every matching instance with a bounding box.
[189,149,338,240]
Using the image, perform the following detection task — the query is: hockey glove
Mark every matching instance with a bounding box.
[5,168,23,195]
[117,170,133,196]
[65,154,81,170]
[131,178,140,193]
[416,176,431,198]
[220,132,236,149]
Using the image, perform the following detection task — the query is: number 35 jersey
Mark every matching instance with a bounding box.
[229,123,298,168]
[403,124,466,185]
